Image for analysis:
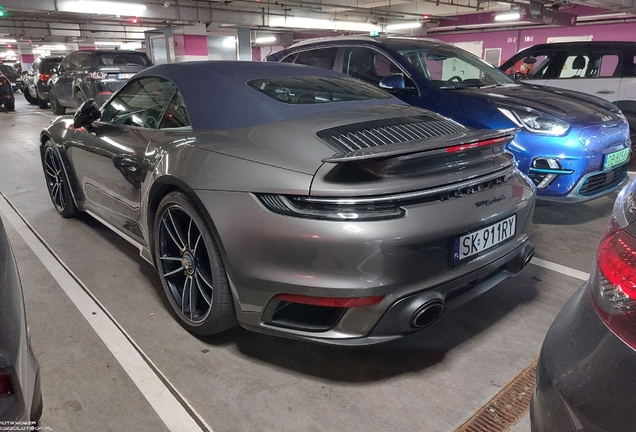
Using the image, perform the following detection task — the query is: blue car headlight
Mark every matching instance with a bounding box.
[497,106,570,136]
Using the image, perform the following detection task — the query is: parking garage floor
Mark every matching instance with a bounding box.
[0,96,623,432]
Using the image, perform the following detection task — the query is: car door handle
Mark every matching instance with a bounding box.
[595,90,615,95]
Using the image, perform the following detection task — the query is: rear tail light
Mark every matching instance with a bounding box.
[591,218,636,348]
[38,73,51,82]
[0,373,13,395]
[274,293,384,307]
[445,135,509,153]
[256,194,405,221]
[88,71,107,79]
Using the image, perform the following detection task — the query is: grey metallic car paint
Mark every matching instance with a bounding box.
[0,217,40,421]
[40,62,536,343]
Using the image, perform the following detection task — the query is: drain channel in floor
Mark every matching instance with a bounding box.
[455,359,537,432]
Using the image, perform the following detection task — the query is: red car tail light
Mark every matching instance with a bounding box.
[274,293,384,308]
[592,219,636,349]
[38,73,51,82]
[0,373,14,395]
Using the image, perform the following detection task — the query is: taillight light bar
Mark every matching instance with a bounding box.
[38,73,51,82]
[274,293,384,308]
[592,221,636,349]
[445,136,510,153]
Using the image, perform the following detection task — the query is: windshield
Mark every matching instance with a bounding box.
[385,41,516,89]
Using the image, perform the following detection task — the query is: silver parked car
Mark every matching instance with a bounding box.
[40,61,536,344]
[0,216,42,423]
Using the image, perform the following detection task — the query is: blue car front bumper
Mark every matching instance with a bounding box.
[508,120,631,202]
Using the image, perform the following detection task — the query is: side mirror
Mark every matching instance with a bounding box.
[73,99,101,128]
[379,74,415,93]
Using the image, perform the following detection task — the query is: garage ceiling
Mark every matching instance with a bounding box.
[0,0,634,45]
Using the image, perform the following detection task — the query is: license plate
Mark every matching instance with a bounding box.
[454,215,517,262]
[117,73,135,80]
[604,148,629,169]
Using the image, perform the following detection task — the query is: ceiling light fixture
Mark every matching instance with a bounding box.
[0,38,17,44]
[255,36,277,44]
[269,16,380,32]
[95,41,123,46]
[63,1,147,16]
[495,12,521,21]
[386,22,422,30]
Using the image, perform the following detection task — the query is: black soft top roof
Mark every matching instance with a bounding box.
[134,61,403,132]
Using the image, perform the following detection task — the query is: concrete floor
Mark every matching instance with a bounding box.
[0,95,622,431]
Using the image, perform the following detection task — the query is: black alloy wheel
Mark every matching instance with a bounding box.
[154,192,236,335]
[49,88,65,115]
[75,91,86,108]
[42,142,78,218]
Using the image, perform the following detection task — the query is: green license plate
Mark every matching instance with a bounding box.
[604,148,630,169]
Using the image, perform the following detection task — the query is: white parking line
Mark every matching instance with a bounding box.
[0,194,213,432]
[530,257,589,281]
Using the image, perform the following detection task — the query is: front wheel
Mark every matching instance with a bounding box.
[49,88,65,115]
[42,141,79,218]
[154,192,236,335]
[75,91,86,107]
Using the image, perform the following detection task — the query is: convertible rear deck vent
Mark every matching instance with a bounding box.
[318,117,467,153]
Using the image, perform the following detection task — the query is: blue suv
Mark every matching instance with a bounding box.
[268,36,631,202]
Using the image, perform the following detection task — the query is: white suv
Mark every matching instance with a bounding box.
[500,41,636,141]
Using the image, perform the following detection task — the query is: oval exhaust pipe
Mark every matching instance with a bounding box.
[523,247,535,269]
[411,300,444,329]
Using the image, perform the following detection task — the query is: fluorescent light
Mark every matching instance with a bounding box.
[39,45,68,50]
[222,37,236,48]
[386,22,422,30]
[120,42,142,50]
[255,36,277,44]
[495,12,521,21]
[63,1,146,16]
[0,38,17,44]
[95,41,123,46]
[270,16,380,32]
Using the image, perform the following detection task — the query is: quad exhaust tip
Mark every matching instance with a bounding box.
[411,300,445,329]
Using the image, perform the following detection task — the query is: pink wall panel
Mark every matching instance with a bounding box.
[182,34,208,57]
[434,21,636,65]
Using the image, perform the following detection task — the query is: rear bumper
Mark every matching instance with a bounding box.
[531,282,636,432]
[197,170,536,344]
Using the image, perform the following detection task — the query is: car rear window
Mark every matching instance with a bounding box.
[96,53,151,67]
[247,76,391,104]
[41,60,62,74]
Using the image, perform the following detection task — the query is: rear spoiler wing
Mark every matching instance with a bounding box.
[321,128,517,163]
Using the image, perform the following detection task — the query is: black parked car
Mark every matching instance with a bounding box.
[0,216,42,424]
[0,64,24,93]
[531,178,636,431]
[48,50,152,115]
[24,56,63,109]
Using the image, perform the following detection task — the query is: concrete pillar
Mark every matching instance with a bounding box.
[17,42,34,72]
[173,23,208,63]
[236,27,251,61]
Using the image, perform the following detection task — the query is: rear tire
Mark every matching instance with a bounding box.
[42,141,79,218]
[153,191,236,336]
[24,89,37,104]
[49,88,65,115]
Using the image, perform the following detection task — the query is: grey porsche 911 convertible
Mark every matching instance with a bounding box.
[39,61,536,345]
